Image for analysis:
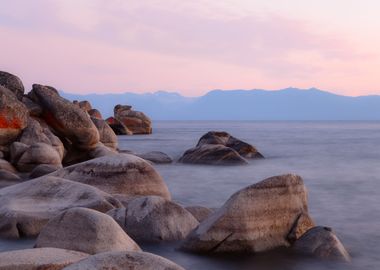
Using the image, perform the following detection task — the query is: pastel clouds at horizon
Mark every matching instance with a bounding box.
[0,0,379,96]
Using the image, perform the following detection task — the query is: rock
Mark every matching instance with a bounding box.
[88,109,102,119]
[22,96,43,116]
[16,142,62,172]
[0,176,121,238]
[112,194,142,208]
[137,151,172,164]
[0,86,29,146]
[91,117,118,149]
[0,158,16,173]
[197,131,264,158]
[78,100,92,111]
[185,206,213,222]
[181,174,314,253]
[114,104,152,134]
[9,141,29,164]
[0,247,89,270]
[106,116,132,135]
[293,226,351,262]
[36,207,141,254]
[179,144,248,165]
[28,84,99,150]
[0,169,22,189]
[0,71,24,100]
[108,196,199,242]
[52,154,171,199]
[29,164,61,178]
[62,251,185,270]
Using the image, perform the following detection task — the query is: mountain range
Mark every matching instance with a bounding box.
[60,88,380,120]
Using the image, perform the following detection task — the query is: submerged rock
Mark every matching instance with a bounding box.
[0,71,24,100]
[108,196,199,242]
[181,174,314,253]
[36,207,141,254]
[52,154,171,199]
[62,251,185,270]
[137,151,173,164]
[0,247,89,270]
[293,226,351,262]
[0,176,121,238]
[0,169,22,189]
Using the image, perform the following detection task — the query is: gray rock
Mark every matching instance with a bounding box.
[293,226,351,262]
[9,141,29,164]
[22,96,43,117]
[29,164,61,178]
[137,151,173,164]
[108,196,199,242]
[182,174,314,253]
[36,207,141,255]
[63,251,185,270]
[0,169,22,189]
[0,158,16,173]
[91,117,118,149]
[185,206,213,223]
[0,176,121,238]
[51,154,171,199]
[0,247,89,270]
[0,71,24,100]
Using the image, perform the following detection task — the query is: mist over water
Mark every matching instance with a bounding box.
[1,121,379,269]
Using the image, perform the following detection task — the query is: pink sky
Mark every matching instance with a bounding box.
[1,0,379,96]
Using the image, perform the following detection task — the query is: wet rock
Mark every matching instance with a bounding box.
[293,226,351,262]
[91,117,118,149]
[0,86,29,146]
[63,251,185,270]
[0,247,89,270]
[114,104,152,134]
[185,206,213,223]
[106,116,132,135]
[28,84,99,150]
[29,163,61,178]
[137,151,173,164]
[0,176,121,238]
[88,109,102,119]
[182,174,314,253]
[51,154,171,199]
[36,207,141,254]
[0,71,24,100]
[108,196,199,242]
[179,144,248,165]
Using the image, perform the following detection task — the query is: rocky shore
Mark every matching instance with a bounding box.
[0,71,350,269]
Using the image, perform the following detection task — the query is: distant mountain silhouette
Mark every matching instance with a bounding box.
[60,88,380,120]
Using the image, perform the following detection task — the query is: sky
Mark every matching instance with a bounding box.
[1,0,379,96]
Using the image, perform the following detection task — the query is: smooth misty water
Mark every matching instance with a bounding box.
[1,121,379,269]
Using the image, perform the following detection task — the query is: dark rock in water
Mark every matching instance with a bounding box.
[91,117,118,149]
[197,131,264,158]
[51,153,171,199]
[114,104,152,134]
[35,207,141,254]
[88,108,102,119]
[0,86,29,147]
[0,71,24,100]
[137,151,173,164]
[29,163,61,178]
[0,176,121,238]
[0,247,89,270]
[28,84,99,150]
[106,116,132,135]
[293,226,351,262]
[62,251,185,270]
[185,206,214,222]
[181,174,314,253]
[179,144,248,165]
[107,196,199,242]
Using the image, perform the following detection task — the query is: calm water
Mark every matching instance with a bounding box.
[1,121,379,269]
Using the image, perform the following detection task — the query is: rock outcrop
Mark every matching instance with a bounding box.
[0,176,121,238]
[108,196,199,242]
[36,207,141,254]
[0,71,24,100]
[51,154,171,199]
[62,251,185,270]
[114,104,152,134]
[91,117,118,149]
[181,174,314,253]
[106,116,132,135]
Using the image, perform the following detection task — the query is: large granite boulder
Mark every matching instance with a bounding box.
[197,131,264,158]
[106,116,132,135]
[91,117,118,149]
[108,196,199,242]
[63,251,185,270]
[0,248,89,270]
[114,104,152,134]
[88,109,102,119]
[0,158,16,173]
[0,86,28,147]
[181,174,314,253]
[36,207,141,254]
[0,71,24,100]
[51,154,171,199]
[29,163,61,178]
[0,169,22,189]
[179,144,248,165]
[185,206,214,223]
[28,84,99,150]
[0,176,121,238]
[293,226,351,262]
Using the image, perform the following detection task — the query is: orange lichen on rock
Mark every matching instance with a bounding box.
[0,114,23,129]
